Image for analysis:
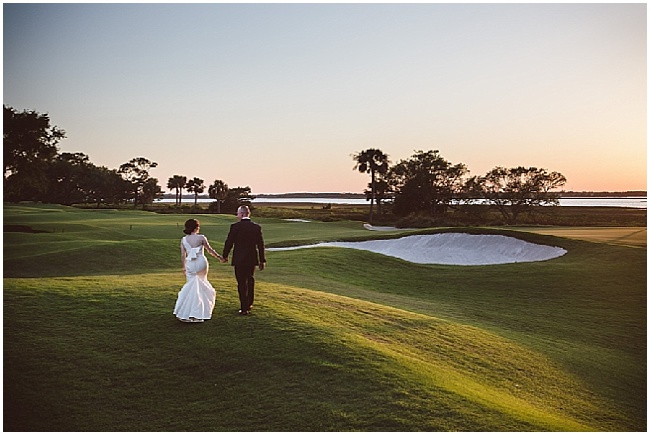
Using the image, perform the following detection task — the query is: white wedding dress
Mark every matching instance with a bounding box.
[173,236,216,322]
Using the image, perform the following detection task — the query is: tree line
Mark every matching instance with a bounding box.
[353,148,566,224]
[3,106,252,211]
[165,175,254,214]
[5,106,566,223]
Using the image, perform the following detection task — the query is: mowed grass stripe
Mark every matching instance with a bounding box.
[264,284,605,431]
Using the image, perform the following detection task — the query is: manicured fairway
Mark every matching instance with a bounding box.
[4,204,646,431]
[515,226,647,248]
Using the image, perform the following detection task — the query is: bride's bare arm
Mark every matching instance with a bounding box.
[202,236,224,261]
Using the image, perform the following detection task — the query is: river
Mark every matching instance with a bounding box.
[156,197,647,208]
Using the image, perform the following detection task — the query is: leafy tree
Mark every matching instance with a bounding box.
[442,163,469,202]
[220,186,255,214]
[208,179,229,214]
[388,150,467,216]
[167,175,186,206]
[475,166,566,224]
[118,157,158,208]
[85,165,131,207]
[141,178,164,206]
[363,176,391,216]
[185,177,205,206]
[46,152,92,205]
[352,148,389,224]
[4,105,66,202]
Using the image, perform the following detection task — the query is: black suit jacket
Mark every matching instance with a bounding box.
[223,218,266,267]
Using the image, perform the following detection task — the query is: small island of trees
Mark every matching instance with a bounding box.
[353,148,567,225]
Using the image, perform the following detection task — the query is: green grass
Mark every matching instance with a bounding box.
[4,203,646,431]
[512,226,647,248]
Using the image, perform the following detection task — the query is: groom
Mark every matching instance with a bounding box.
[223,205,266,315]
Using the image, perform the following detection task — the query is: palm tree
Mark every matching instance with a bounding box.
[208,179,229,214]
[185,177,205,206]
[167,176,178,206]
[353,148,389,224]
[167,175,186,206]
[365,176,391,216]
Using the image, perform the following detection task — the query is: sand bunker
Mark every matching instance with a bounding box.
[363,224,399,231]
[268,233,567,266]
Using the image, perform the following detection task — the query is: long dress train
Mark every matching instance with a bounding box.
[173,237,216,322]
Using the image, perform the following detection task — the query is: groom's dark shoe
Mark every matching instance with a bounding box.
[238,310,250,315]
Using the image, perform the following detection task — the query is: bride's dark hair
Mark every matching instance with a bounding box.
[183,219,200,235]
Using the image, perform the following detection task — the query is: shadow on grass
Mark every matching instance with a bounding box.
[5,283,535,432]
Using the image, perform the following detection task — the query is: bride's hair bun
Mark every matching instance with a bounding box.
[183,219,200,235]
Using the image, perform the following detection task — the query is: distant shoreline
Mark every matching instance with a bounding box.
[162,191,647,200]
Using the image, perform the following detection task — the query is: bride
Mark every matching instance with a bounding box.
[173,218,225,323]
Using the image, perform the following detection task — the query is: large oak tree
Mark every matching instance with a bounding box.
[4,105,66,201]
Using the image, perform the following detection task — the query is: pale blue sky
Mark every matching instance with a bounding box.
[4,3,646,193]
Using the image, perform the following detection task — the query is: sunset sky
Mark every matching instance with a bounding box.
[4,3,646,194]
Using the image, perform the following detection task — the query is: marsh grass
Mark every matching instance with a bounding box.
[3,204,646,431]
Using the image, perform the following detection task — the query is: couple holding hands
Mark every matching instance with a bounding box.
[173,205,266,323]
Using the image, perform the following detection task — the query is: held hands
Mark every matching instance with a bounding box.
[259,262,266,271]
[212,251,228,263]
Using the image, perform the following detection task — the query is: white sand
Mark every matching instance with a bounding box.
[363,223,399,231]
[267,233,567,266]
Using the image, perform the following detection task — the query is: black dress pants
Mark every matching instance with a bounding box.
[234,263,256,312]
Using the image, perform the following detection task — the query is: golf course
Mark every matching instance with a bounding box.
[4,203,646,431]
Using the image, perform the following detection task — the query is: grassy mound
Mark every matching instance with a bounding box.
[3,275,612,431]
[4,204,646,431]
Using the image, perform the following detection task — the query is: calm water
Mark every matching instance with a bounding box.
[157,197,647,208]
[557,197,646,208]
